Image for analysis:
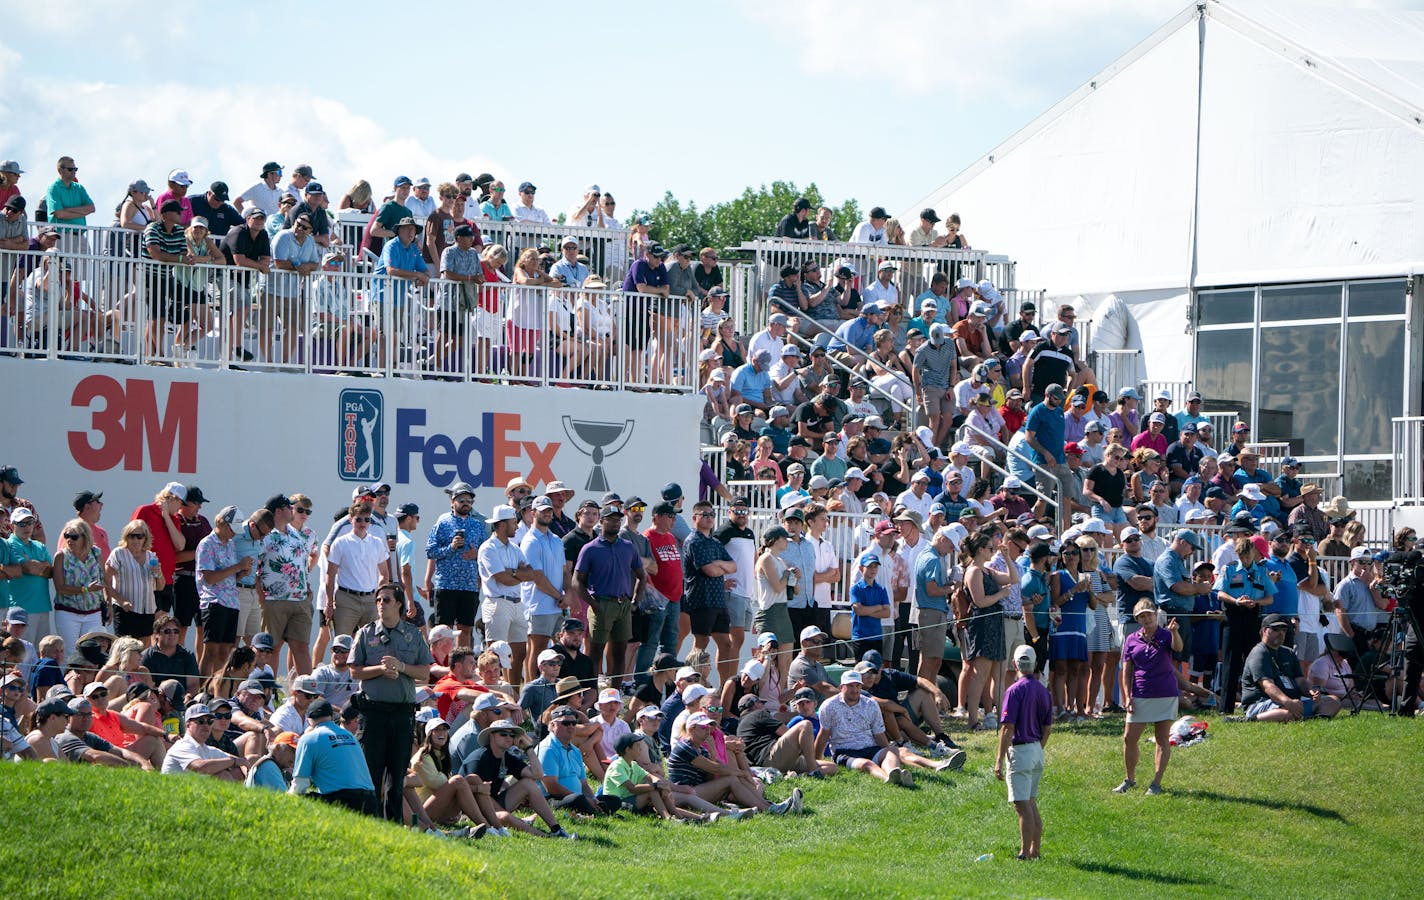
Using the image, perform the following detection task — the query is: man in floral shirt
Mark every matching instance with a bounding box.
[260,494,314,675]
[425,482,487,649]
[197,507,252,676]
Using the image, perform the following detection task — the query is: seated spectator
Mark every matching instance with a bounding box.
[813,669,946,785]
[668,711,798,816]
[161,703,247,779]
[461,716,574,838]
[338,179,375,214]
[55,696,150,768]
[246,730,298,791]
[407,717,496,836]
[1240,614,1341,722]
[601,732,701,822]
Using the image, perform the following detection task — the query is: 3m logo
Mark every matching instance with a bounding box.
[67,376,199,473]
[339,389,383,482]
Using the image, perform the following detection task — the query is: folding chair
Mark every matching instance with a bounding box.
[1323,632,1376,715]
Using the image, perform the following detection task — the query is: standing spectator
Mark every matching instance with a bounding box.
[850,207,889,244]
[230,510,273,647]
[573,506,645,678]
[324,502,391,638]
[51,518,105,654]
[351,582,432,821]
[1114,600,1182,795]
[258,495,313,675]
[6,509,54,645]
[423,183,463,268]
[512,182,550,223]
[0,159,22,210]
[189,182,242,237]
[479,180,513,221]
[776,197,812,238]
[565,184,607,228]
[196,507,250,677]
[267,214,321,363]
[404,177,436,218]
[425,482,485,649]
[235,162,284,217]
[478,505,534,682]
[519,496,568,681]
[683,501,738,685]
[338,179,375,215]
[102,520,162,643]
[283,164,317,203]
[154,169,195,226]
[45,156,96,250]
[291,182,333,248]
[994,644,1052,860]
[363,176,413,257]
[694,248,723,296]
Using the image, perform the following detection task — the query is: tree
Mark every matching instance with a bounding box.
[631,182,860,252]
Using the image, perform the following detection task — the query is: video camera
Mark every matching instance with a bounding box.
[1381,550,1424,602]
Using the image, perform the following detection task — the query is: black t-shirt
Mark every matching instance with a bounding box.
[776,214,810,239]
[867,667,918,702]
[466,746,528,785]
[1164,441,1203,477]
[999,317,1038,356]
[555,644,596,690]
[1241,643,1304,707]
[833,285,861,316]
[693,265,723,293]
[189,196,244,236]
[793,401,840,436]
[879,460,907,497]
[1085,465,1126,508]
[633,678,673,708]
[291,202,331,237]
[220,227,270,267]
[140,646,200,685]
[736,709,784,767]
[563,529,594,565]
[1026,342,1074,396]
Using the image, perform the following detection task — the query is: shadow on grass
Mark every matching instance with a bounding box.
[1071,860,1215,886]
[1172,789,1347,823]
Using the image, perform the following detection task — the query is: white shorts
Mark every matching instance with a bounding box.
[473,307,502,340]
[482,595,529,643]
[1006,740,1044,803]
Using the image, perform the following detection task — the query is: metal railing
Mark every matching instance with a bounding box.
[0,247,699,390]
[1243,442,1292,477]
[961,420,1065,531]
[1393,417,1424,504]
[1093,349,1142,397]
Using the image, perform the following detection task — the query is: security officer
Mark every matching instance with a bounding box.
[289,697,377,814]
[350,581,432,821]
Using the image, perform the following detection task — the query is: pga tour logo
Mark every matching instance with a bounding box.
[339,389,383,482]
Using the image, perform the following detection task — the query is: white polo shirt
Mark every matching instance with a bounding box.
[328,532,387,592]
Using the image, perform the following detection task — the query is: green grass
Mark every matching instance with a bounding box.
[2,715,1420,898]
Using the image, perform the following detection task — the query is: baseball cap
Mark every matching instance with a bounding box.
[840,669,864,685]
[681,683,710,705]
[184,704,213,722]
[1174,529,1204,550]
[636,705,664,721]
[426,625,456,644]
[1013,644,1037,672]
[799,625,826,643]
[1262,613,1290,629]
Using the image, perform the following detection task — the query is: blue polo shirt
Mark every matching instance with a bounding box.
[732,363,771,404]
[538,735,587,796]
[45,179,94,228]
[575,535,641,598]
[231,525,265,588]
[1024,402,1066,465]
[850,580,890,639]
[1262,555,1299,617]
[1152,550,1194,613]
[292,721,374,794]
[914,545,950,612]
[1112,552,1156,624]
[623,259,668,293]
[377,236,429,306]
[829,315,877,354]
[519,527,565,616]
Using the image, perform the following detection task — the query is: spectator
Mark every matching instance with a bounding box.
[851,206,889,244]
[235,162,285,217]
[363,176,413,256]
[814,669,943,785]
[694,248,723,296]
[1240,614,1340,721]
[325,501,391,638]
[512,181,551,223]
[266,192,298,237]
[338,179,375,214]
[46,156,96,249]
[103,520,162,643]
[566,184,608,228]
[478,505,534,679]
[460,716,573,838]
[189,182,242,237]
[0,159,21,209]
[776,197,812,238]
[289,698,377,814]
[6,508,53,643]
[404,177,436,218]
[51,518,105,655]
[139,614,199,695]
[161,702,248,779]
[480,180,513,221]
[573,506,645,678]
[862,261,900,309]
[283,164,316,203]
[55,696,149,768]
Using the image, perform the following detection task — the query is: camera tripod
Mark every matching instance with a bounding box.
[1370,602,1419,716]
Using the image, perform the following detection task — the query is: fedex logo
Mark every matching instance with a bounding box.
[396,409,559,489]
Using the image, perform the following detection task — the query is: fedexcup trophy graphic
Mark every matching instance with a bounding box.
[562,417,635,492]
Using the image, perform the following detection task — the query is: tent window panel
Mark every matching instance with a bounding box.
[1195,328,1253,427]
[1257,324,1339,457]
[1347,281,1406,318]
[1261,284,1340,322]
[1343,460,1392,503]
[1344,321,1404,457]
[1197,289,1254,326]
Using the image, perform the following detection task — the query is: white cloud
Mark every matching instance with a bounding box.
[0,41,504,213]
[736,0,1191,102]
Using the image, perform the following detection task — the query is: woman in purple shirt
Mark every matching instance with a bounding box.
[1114,599,1182,795]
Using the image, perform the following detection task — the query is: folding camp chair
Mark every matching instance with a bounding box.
[1323,632,1379,715]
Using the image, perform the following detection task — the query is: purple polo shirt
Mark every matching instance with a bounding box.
[1001,676,1052,745]
[622,259,668,293]
[575,535,642,598]
[1122,626,1178,698]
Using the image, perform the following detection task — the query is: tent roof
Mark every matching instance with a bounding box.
[908,0,1424,218]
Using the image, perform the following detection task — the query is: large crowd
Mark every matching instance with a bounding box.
[3,154,1423,859]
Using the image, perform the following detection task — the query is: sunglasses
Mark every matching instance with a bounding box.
[294,507,312,515]
[159,628,180,635]
[1123,536,1142,542]
[192,717,215,726]
[353,517,372,523]
[212,711,233,720]
[3,683,23,691]
[61,166,78,172]
[63,532,82,540]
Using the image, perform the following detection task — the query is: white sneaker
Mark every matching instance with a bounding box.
[952,707,969,718]
[788,787,804,814]
[707,811,722,824]
[900,768,915,787]
[769,798,793,815]
[887,767,905,785]
[549,827,578,840]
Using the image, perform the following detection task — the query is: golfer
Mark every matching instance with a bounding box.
[995,644,1052,861]
[1114,599,1182,795]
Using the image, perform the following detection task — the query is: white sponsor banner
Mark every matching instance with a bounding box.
[0,359,702,538]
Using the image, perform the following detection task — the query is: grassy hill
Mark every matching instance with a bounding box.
[2,714,1419,899]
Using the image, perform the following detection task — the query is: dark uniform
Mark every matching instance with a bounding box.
[351,615,432,821]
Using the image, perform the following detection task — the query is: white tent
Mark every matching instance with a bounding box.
[906,0,1424,386]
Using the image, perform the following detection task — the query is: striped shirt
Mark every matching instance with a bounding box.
[107,547,158,615]
[142,221,186,260]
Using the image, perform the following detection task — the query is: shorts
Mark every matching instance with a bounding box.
[262,601,313,646]
[920,388,955,419]
[589,597,634,643]
[114,609,155,640]
[404,599,427,628]
[753,604,794,648]
[236,586,262,642]
[1003,617,1026,661]
[434,589,478,627]
[834,745,888,768]
[1245,697,1315,720]
[506,322,538,355]
[154,583,176,615]
[172,577,199,627]
[687,605,731,637]
[482,595,530,643]
[201,604,239,644]
[528,613,562,638]
[1006,741,1044,803]
[725,594,753,632]
[333,588,377,636]
[917,608,949,658]
[1091,506,1128,525]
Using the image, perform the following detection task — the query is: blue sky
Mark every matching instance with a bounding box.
[0,0,1407,223]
